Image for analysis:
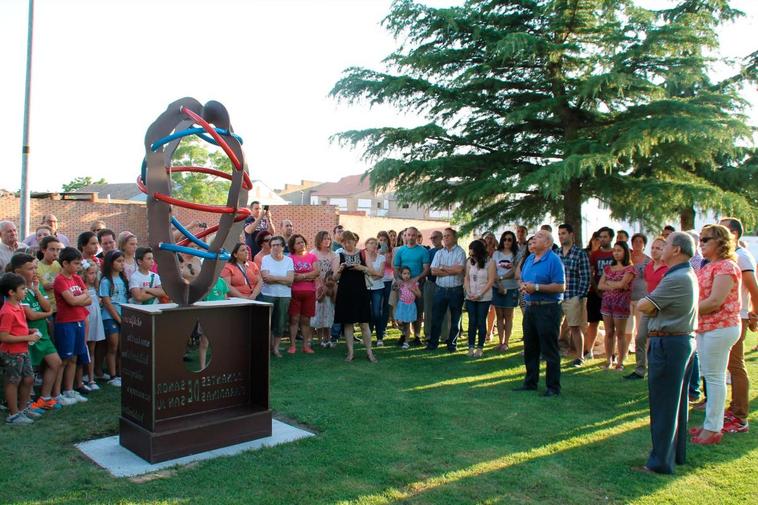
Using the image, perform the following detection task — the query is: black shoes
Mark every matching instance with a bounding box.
[624,372,644,380]
[543,389,560,397]
[512,385,537,392]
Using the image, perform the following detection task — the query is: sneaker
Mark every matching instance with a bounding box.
[100,373,111,380]
[722,418,749,433]
[320,340,328,348]
[63,390,88,403]
[34,372,43,387]
[78,384,92,394]
[410,338,423,347]
[376,340,384,347]
[6,412,33,425]
[473,348,483,358]
[401,342,409,350]
[108,377,122,387]
[31,397,58,410]
[82,374,90,383]
[87,382,100,391]
[397,336,406,347]
[584,351,594,360]
[23,407,43,418]
[571,358,584,368]
[55,394,77,406]
[468,348,475,357]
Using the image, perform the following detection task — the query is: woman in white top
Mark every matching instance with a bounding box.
[464,239,496,357]
[363,238,387,345]
[310,231,340,348]
[491,231,519,351]
[260,235,295,357]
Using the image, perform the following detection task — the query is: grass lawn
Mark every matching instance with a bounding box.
[2,313,757,505]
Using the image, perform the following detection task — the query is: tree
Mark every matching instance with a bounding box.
[169,136,234,205]
[331,0,757,237]
[62,176,107,192]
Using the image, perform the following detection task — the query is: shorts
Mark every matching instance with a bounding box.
[491,286,519,309]
[289,290,316,318]
[29,334,58,367]
[0,351,33,384]
[561,296,588,327]
[53,321,90,364]
[587,291,603,323]
[260,295,291,338]
[103,319,121,336]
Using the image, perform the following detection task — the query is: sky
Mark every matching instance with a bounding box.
[1,0,756,194]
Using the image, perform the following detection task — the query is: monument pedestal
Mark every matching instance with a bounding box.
[119,299,271,463]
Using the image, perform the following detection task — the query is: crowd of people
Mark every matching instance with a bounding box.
[1,207,756,476]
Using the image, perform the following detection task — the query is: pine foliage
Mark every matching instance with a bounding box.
[331,0,757,234]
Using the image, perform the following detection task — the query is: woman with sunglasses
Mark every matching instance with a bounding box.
[690,224,742,445]
[491,231,519,351]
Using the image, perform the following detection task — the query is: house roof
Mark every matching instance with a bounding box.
[310,174,371,197]
[76,183,144,201]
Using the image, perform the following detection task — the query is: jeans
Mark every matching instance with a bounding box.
[368,288,385,340]
[428,286,464,350]
[697,326,740,432]
[423,281,449,338]
[646,335,694,474]
[466,300,491,349]
[688,352,701,399]
[522,303,562,392]
[381,280,392,335]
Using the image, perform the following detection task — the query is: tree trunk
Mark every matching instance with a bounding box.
[563,179,583,243]
[679,206,695,231]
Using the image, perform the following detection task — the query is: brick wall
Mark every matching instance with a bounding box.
[1,195,455,249]
[0,195,340,248]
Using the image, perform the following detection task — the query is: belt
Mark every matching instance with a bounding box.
[525,300,560,306]
[649,331,692,337]
[437,285,463,290]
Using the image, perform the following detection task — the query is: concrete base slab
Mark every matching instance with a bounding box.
[76,419,314,478]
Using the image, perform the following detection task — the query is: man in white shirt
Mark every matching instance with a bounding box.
[0,221,21,271]
[720,217,757,433]
[426,227,466,352]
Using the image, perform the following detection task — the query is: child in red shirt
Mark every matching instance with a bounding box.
[53,247,92,404]
[0,272,41,425]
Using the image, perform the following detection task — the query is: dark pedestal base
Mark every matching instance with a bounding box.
[120,407,272,463]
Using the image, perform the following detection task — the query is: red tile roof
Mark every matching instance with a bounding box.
[311,174,371,197]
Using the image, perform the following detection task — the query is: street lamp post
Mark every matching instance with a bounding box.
[19,0,35,238]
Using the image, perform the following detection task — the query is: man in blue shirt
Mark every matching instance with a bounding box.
[393,227,430,346]
[514,229,566,396]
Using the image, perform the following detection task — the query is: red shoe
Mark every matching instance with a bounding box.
[688,426,703,436]
[31,397,57,410]
[287,346,297,354]
[302,346,315,354]
[691,431,723,445]
[722,418,749,434]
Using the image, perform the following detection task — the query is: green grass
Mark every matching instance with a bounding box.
[2,313,757,505]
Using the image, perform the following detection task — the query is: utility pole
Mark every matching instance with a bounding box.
[19,0,35,238]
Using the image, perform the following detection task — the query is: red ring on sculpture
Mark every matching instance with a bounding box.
[180,106,242,171]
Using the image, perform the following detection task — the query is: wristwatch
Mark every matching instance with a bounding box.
[535,283,540,292]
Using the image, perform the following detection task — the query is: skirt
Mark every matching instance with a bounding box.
[395,301,417,323]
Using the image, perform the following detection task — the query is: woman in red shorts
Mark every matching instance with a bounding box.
[288,234,319,354]
[599,241,636,370]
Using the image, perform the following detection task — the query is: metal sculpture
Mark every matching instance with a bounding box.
[137,97,251,305]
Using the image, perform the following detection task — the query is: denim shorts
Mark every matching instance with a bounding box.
[103,319,121,336]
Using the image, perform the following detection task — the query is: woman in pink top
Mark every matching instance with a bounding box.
[464,240,496,358]
[598,241,636,370]
[288,234,319,354]
[691,224,742,445]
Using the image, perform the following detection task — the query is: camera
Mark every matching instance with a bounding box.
[263,204,270,211]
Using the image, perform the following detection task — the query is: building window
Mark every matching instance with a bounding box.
[329,198,348,211]
[402,203,409,209]
[357,198,372,209]
[376,201,382,209]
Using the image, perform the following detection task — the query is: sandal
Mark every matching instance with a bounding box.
[345,354,354,362]
[367,354,378,363]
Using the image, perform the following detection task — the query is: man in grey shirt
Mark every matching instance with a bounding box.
[637,232,698,474]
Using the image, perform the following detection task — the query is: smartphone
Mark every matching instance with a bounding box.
[263,205,270,211]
